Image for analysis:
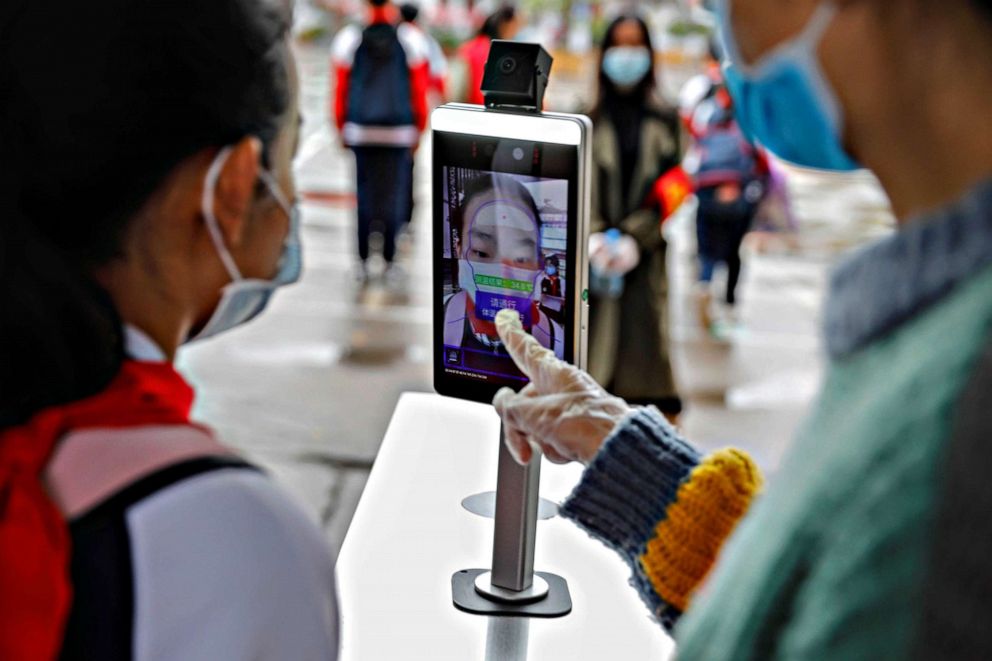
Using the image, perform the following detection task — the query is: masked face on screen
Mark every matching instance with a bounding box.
[458,195,543,345]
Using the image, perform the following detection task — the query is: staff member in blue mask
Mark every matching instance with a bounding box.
[492,0,992,657]
[586,14,684,422]
[0,1,338,658]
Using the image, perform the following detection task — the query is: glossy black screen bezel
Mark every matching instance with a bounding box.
[432,128,580,404]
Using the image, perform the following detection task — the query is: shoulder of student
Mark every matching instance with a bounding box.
[330,23,363,66]
[128,469,339,661]
[427,36,447,65]
[678,73,715,113]
[397,22,430,66]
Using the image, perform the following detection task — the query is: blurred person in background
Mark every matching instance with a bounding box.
[492,0,992,656]
[685,80,769,336]
[586,14,684,421]
[680,39,799,269]
[0,0,339,658]
[450,5,522,105]
[330,0,429,282]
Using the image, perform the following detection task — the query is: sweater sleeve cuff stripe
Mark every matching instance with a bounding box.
[630,560,684,630]
[638,448,763,612]
[559,407,701,553]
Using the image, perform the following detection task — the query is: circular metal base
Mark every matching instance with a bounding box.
[461,491,559,520]
[473,571,550,605]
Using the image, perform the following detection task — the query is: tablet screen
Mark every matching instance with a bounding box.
[434,129,578,399]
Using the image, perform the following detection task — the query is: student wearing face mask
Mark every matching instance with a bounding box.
[587,15,684,421]
[443,174,564,358]
[541,255,564,298]
[0,1,338,658]
[492,0,992,656]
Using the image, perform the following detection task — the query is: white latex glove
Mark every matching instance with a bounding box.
[492,309,633,465]
[588,232,640,276]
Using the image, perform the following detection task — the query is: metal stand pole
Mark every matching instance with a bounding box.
[451,422,570,617]
[472,423,549,602]
[491,424,540,590]
[485,616,529,661]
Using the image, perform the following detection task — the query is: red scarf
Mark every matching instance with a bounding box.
[0,360,194,660]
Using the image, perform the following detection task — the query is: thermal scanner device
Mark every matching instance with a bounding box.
[433,43,592,620]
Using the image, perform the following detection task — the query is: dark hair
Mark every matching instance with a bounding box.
[590,14,657,121]
[0,0,290,425]
[399,3,420,23]
[708,37,723,63]
[479,6,516,40]
[455,173,542,257]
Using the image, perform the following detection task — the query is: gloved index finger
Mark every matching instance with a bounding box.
[496,309,595,396]
[495,309,564,390]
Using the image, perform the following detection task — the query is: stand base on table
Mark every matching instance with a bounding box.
[451,568,571,618]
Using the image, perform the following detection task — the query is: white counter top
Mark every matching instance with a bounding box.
[337,392,675,660]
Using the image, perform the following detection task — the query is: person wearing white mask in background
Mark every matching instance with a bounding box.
[0,1,339,658]
[492,0,992,657]
[586,14,684,423]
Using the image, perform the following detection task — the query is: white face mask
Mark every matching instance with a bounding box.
[458,260,543,305]
[602,45,652,89]
[458,196,543,343]
[458,259,542,347]
[187,146,302,343]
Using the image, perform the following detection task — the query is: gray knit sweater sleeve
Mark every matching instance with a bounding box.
[912,334,992,659]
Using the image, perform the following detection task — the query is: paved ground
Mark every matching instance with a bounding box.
[176,40,895,556]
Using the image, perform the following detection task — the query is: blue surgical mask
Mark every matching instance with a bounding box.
[602,46,652,89]
[188,146,302,343]
[717,0,859,171]
[545,265,557,276]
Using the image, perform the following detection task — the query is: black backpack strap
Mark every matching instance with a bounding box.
[60,458,258,661]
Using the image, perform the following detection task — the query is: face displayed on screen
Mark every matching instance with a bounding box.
[463,197,540,266]
[432,124,580,399]
[458,178,543,338]
[440,168,568,385]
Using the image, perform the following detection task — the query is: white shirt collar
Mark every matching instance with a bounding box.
[124,324,167,362]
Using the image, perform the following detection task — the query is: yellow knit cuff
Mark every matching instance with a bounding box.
[638,448,763,612]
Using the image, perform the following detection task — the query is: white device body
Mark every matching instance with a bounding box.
[431,104,592,371]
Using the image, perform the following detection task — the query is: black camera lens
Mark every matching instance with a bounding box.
[497,56,517,75]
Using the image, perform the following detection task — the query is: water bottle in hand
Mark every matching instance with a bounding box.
[590,229,625,298]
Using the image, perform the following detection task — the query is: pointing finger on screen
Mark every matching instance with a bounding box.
[494,308,636,466]
[495,309,545,372]
[496,309,571,394]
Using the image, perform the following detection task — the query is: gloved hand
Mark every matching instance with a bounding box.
[492,309,633,465]
[589,231,640,276]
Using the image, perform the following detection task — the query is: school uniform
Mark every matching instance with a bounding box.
[3,327,339,660]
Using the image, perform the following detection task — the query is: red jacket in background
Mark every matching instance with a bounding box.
[458,34,491,106]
